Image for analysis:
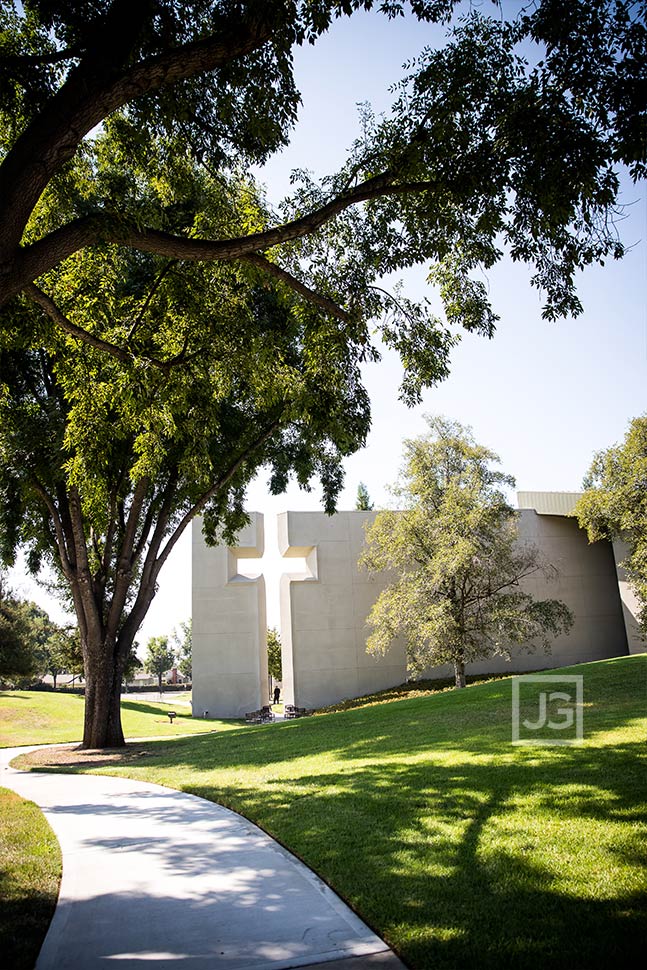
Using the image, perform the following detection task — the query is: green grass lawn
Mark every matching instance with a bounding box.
[0,788,62,970]
[0,690,238,747]
[15,654,647,969]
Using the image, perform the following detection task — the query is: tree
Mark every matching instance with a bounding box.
[0,2,644,320]
[360,417,573,687]
[0,577,57,684]
[144,635,175,694]
[172,620,192,681]
[267,627,282,682]
[42,625,84,688]
[0,145,376,747]
[355,482,374,511]
[574,415,647,637]
[0,575,38,684]
[122,642,142,684]
[1,1,644,746]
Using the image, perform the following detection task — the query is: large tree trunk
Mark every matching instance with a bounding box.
[453,656,466,689]
[82,641,127,748]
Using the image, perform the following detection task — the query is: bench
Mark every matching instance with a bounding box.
[245,707,275,724]
[284,705,308,719]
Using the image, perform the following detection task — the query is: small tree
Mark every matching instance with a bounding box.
[122,642,142,686]
[42,626,83,688]
[144,636,175,694]
[172,621,192,682]
[360,417,573,687]
[355,482,374,511]
[574,415,647,636]
[0,575,38,685]
[267,628,282,683]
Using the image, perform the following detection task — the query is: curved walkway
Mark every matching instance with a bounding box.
[1,746,404,970]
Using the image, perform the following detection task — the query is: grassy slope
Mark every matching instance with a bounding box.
[0,788,62,970]
[0,690,237,746]
[19,654,647,970]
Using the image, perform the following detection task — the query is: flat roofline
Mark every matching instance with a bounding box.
[516,491,584,516]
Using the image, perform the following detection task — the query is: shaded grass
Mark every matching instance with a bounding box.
[0,690,238,747]
[14,655,647,969]
[0,788,62,970]
[315,669,541,714]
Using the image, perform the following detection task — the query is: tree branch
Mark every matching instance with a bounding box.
[158,415,284,572]
[0,4,274,252]
[30,478,74,580]
[6,175,437,305]
[243,254,351,322]
[25,283,134,364]
[25,282,195,371]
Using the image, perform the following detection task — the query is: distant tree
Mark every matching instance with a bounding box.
[360,417,573,687]
[574,416,647,636]
[355,482,374,511]
[0,579,57,685]
[172,621,192,682]
[43,626,84,688]
[122,642,142,684]
[0,575,36,684]
[267,628,283,683]
[144,636,175,694]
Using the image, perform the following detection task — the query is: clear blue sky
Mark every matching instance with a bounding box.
[9,7,646,641]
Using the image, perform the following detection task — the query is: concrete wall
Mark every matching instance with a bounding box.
[278,511,407,710]
[612,539,644,653]
[192,513,268,718]
[191,499,634,716]
[442,510,629,676]
[276,508,629,708]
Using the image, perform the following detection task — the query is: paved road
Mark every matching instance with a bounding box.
[1,746,405,970]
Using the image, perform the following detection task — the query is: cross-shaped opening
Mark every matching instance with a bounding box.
[234,516,314,633]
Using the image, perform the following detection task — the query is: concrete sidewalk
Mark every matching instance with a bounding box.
[1,747,405,970]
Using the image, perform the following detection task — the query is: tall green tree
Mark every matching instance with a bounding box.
[360,417,573,687]
[574,416,647,636]
[0,577,58,685]
[0,138,380,747]
[144,635,175,694]
[172,620,192,681]
[267,627,282,683]
[0,575,38,684]
[42,625,84,688]
[355,482,374,511]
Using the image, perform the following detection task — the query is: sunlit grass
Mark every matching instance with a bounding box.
[0,690,237,747]
[13,654,647,968]
[0,788,61,970]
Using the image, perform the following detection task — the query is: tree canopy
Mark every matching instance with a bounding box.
[172,620,192,681]
[574,415,647,636]
[0,1,645,331]
[360,416,573,686]
[267,627,283,682]
[0,575,60,684]
[355,482,374,511]
[144,634,175,692]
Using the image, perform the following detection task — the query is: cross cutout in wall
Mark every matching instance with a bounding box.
[232,514,317,633]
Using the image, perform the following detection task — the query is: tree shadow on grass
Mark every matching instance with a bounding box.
[186,741,646,970]
[0,891,59,970]
[120,698,206,720]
